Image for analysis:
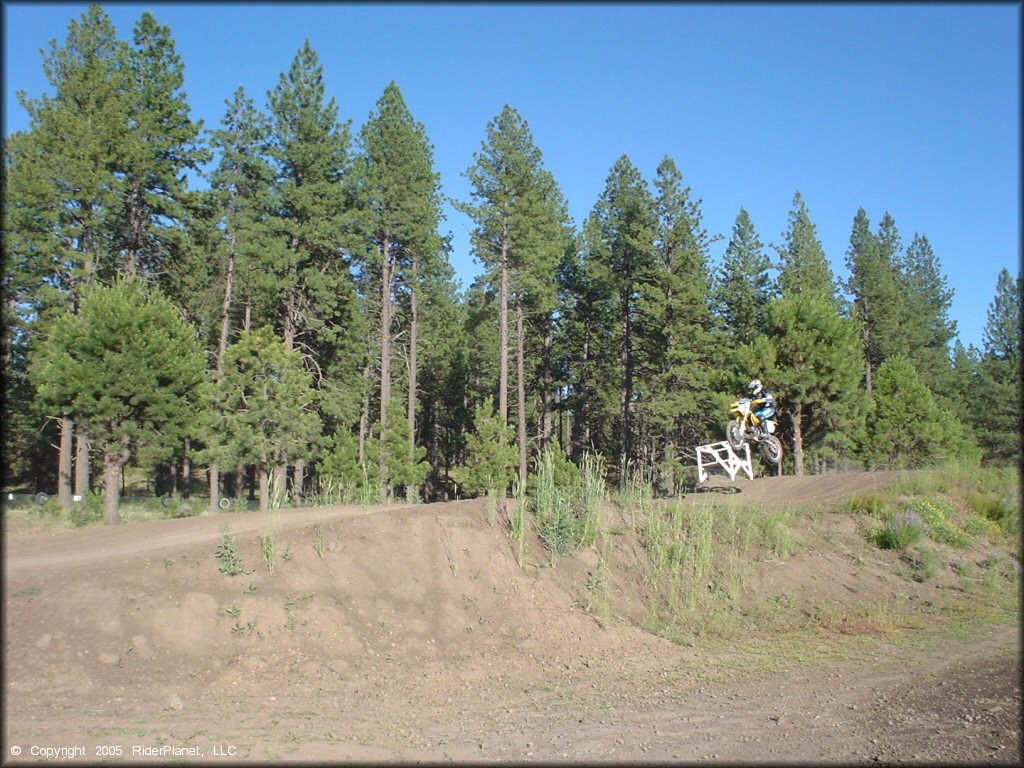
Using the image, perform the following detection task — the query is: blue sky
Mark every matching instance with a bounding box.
[3,2,1019,350]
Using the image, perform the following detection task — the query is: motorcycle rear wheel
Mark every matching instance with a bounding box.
[762,436,783,466]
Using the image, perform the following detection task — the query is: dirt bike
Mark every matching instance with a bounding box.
[726,398,783,466]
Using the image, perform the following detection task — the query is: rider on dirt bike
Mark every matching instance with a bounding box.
[746,379,776,435]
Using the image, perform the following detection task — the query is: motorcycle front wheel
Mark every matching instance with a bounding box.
[762,436,783,466]
[726,420,745,451]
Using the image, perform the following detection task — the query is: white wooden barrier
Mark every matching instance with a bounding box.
[695,441,753,483]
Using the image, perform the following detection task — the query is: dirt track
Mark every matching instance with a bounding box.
[3,471,1020,763]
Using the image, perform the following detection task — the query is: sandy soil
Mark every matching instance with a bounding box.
[3,471,1020,764]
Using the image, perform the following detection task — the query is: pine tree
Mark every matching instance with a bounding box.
[30,280,205,523]
[200,326,321,513]
[775,191,836,304]
[896,233,956,401]
[843,208,902,393]
[378,396,429,501]
[356,82,443,502]
[561,223,619,461]
[266,40,360,493]
[457,106,538,427]
[510,166,573,483]
[5,4,131,505]
[982,268,1021,361]
[463,398,517,500]
[766,195,861,474]
[585,155,658,468]
[643,157,718,487]
[194,86,278,510]
[715,207,773,347]
[415,255,471,496]
[972,269,1021,463]
[867,356,977,468]
[116,10,208,279]
[457,105,570,487]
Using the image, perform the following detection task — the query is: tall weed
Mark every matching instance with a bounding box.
[579,452,606,547]
[260,507,280,572]
[510,477,527,566]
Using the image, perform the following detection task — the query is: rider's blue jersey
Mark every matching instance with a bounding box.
[753,390,775,420]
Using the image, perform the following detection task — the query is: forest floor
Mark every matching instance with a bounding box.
[3,471,1020,764]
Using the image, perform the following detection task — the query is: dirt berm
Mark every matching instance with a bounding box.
[3,471,1020,763]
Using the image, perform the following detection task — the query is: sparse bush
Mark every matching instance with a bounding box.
[312,524,326,559]
[903,543,940,582]
[68,492,103,527]
[215,522,244,576]
[966,488,1020,538]
[582,551,611,620]
[33,496,65,521]
[510,478,527,567]
[578,452,606,548]
[950,557,974,578]
[532,444,594,560]
[873,509,926,550]
[963,514,1000,539]
[756,507,798,557]
[462,398,516,501]
[966,491,1003,520]
[907,499,971,547]
[847,492,889,517]
[260,508,280,572]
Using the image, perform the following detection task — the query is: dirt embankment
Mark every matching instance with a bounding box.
[3,471,1020,763]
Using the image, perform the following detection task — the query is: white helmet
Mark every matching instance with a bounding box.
[748,379,763,396]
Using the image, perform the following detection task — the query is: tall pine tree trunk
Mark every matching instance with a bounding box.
[281,246,300,488]
[209,466,219,514]
[516,302,527,488]
[58,418,73,510]
[125,184,144,277]
[619,296,634,467]
[210,247,236,512]
[74,429,90,498]
[792,403,805,477]
[273,456,287,505]
[258,460,270,514]
[293,458,305,505]
[862,319,873,395]
[182,437,191,499]
[572,324,592,462]
[379,236,393,500]
[359,364,371,463]
[408,253,418,458]
[102,436,130,525]
[499,229,510,424]
[103,454,121,525]
[541,316,553,450]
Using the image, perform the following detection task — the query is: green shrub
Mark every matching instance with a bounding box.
[578,452,606,548]
[950,557,975,578]
[846,492,889,517]
[873,509,926,550]
[966,489,1020,538]
[903,544,940,582]
[69,492,104,527]
[34,497,65,521]
[215,522,244,576]
[966,491,1003,520]
[963,514,1000,539]
[907,499,971,547]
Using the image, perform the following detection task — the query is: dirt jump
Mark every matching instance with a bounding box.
[3,471,1020,764]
